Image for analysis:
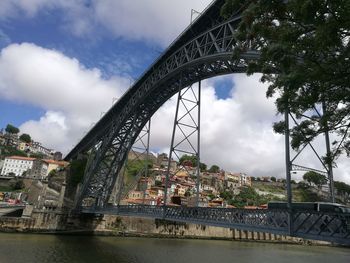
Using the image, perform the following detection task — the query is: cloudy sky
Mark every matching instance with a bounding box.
[0,0,348,183]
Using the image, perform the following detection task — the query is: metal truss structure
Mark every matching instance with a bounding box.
[82,205,350,245]
[65,0,350,245]
[67,0,260,209]
[285,108,336,203]
[114,120,151,205]
[164,82,201,206]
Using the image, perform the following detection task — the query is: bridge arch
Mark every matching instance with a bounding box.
[67,1,261,208]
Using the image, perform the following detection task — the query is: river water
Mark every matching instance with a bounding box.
[0,233,349,263]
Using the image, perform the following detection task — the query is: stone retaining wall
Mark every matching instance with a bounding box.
[0,212,329,245]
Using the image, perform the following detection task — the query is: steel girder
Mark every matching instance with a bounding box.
[74,12,261,209]
[82,205,350,245]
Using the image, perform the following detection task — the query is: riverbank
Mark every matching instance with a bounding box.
[0,212,339,247]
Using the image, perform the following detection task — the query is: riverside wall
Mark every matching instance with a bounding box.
[0,210,328,245]
[96,215,310,244]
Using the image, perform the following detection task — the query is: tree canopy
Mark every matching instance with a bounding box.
[303,171,327,188]
[208,165,220,173]
[179,154,207,171]
[334,181,350,203]
[221,0,350,165]
[5,124,19,134]
[19,133,31,143]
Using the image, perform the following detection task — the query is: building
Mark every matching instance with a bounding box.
[226,172,241,183]
[0,156,35,177]
[157,153,177,171]
[3,133,19,148]
[27,159,49,179]
[17,142,30,152]
[53,152,63,161]
[241,173,252,187]
[0,160,4,173]
[43,159,69,175]
[128,190,144,199]
[137,177,155,191]
[0,133,5,146]
[30,142,53,157]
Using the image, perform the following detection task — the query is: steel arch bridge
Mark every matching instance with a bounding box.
[66,0,258,208]
[64,0,350,245]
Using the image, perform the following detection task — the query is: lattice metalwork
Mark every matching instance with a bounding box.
[69,2,260,209]
[292,210,350,244]
[286,108,336,203]
[82,205,350,245]
[114,120,151,205]
[164,82,201,206]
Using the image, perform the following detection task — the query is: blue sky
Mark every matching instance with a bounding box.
[0,1,232,130]
[0,0,348,182]
[0,8,159,129]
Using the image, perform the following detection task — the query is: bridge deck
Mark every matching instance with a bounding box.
[81,205,350,245]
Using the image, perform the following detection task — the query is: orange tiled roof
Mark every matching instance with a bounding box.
[43,159,69,166]
[6,156,36,161]
[244,206,259,209]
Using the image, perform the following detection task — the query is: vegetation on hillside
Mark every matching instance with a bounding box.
[5,124,19,134]
[0,145,27,158]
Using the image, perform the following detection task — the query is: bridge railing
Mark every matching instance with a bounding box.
[291,210,350,243]
[90,205,289,234]
[81,205,350,244]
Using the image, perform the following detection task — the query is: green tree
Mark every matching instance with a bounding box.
[0,145,27,158]
[30,152,45,159]
[303,171,327,189]
[9,178,25,190]
[221,0,350,165]
[220,191,233,201]
[208,165,220,173]
[271,177,277,182]
[334,181,350,203]
[69,158,87,187]
[125,159,153,182]
[19,133,31,143]
[5,124,19,134]
[179,154,207,171]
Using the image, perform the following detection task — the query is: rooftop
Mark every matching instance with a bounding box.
[6,156,36,161]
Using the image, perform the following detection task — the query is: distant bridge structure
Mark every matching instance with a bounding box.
[64,0,348,245]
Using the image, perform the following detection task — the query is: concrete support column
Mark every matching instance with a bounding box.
[38,180,48,209]
[58,182,66,208]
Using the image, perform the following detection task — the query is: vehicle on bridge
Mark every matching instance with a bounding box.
[267,202,350,213]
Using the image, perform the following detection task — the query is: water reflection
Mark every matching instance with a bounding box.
[0,233,348,263]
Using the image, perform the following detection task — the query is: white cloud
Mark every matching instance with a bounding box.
[0,1,348,184]
[0,43,129,152]
[92,0,213,46]
[0,0,213,47]
[0,43,348,184]
[149,75,349,184]
[150,74,285,177]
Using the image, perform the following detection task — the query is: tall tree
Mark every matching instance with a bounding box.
[303,171,327,189]
[179,154,207,171]
[221,0,350,166]
[5,124,19,134]
[334,181,350,203]
[208,165,220,173]
[19,133,31,143]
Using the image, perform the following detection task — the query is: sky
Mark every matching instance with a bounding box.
[0,0,349,183]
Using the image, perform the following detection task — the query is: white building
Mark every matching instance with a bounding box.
[0,156,35,177]
[240,173,252,187]
[29,141,53,157]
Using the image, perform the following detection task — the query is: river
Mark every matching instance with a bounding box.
[0,233,348,263]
